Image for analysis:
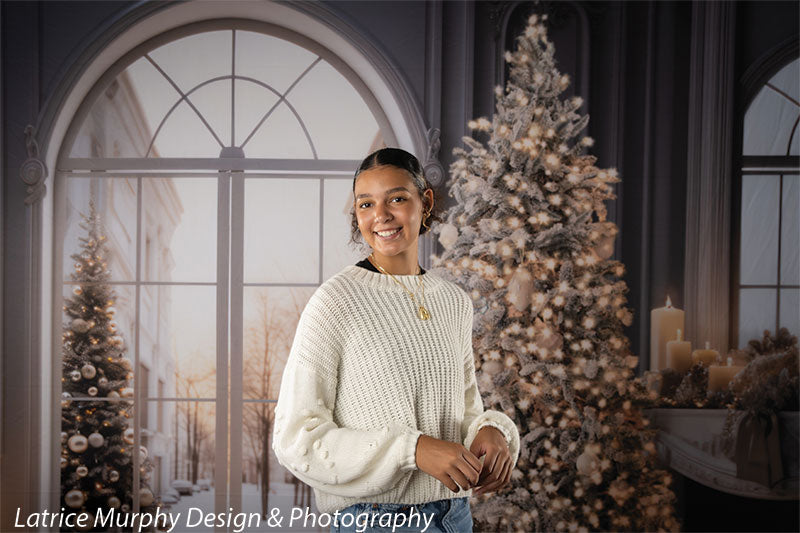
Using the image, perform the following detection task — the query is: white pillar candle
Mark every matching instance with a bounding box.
[692,341,719,366]
[708,357,745,392]
[667,329,693,373]
[650,296,685,371]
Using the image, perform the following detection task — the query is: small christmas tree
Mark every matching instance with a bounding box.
[433,14,678,532]
[61,201,160,529]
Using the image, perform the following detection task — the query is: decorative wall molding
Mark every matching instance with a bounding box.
[683,1,737,355]
[423,127,444,187]
[21,125,48,206]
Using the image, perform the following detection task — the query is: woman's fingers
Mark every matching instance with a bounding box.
[474,453,512,494]
[461,450,483,476]
[446,466,472,492]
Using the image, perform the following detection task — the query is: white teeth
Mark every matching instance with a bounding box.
[377,228,400,237]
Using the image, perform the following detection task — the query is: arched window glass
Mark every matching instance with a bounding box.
[67,30,383,159]
[57,22,395,518]
[743,59,799,156]
[736,57,800,348]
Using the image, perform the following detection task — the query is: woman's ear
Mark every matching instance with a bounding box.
[423,188,435,211]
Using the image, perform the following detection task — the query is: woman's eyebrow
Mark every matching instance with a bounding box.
[355,186,410,200]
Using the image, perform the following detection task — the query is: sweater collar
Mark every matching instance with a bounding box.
[341,265,446,293]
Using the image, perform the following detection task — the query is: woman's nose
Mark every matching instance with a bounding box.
[374,203,392,222]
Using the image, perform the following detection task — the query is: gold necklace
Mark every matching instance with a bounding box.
[369,254,431,320]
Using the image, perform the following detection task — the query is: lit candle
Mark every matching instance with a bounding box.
[650,296,685,371]
[692,341,719,367]
[666,329,692,373]
[708,357,745,392]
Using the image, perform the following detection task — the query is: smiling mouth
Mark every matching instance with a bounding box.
[375,228,401,238]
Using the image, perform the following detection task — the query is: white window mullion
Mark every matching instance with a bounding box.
[133,176,143,512]
[229,172,245,514]
[215,172,231,529]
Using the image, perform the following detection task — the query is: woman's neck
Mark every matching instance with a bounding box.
[369,250,420,275]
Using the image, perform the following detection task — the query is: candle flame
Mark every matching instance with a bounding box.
[676,329,682,341]
[727,356,732,367]
[666,295,672,307]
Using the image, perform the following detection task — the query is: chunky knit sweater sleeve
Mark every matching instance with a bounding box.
[272,284,422,498]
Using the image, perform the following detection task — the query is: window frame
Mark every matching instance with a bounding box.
[53,19,400,518]
[731,52,800,348]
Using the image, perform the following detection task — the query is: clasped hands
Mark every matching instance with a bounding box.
[415,426,512,495]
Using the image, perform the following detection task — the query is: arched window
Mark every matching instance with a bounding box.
[57,20,398,518]
[735,57,799,347]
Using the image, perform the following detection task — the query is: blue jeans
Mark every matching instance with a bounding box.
[331,497,472,533]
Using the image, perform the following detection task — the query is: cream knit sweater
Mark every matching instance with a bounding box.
[272,265,520,513]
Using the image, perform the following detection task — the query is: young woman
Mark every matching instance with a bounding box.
[272,148,520,532]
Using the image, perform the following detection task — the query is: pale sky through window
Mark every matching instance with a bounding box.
[65,28,380,400]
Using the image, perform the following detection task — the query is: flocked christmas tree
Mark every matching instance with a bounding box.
[61,201,160,530]
[432,14,678,532]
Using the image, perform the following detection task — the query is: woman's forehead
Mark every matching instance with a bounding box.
[353,165,416,194]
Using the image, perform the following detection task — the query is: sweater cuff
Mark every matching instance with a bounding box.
[465,411,520,465]
[399,429,423,471]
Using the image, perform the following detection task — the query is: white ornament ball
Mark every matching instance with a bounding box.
[70,370,81,382]
[61,392,72,407]
[121,504,130,513]
[594,234,615,260]
[108,496,121,509]
[121,387,134,398]
[438,223,459,250]
[88,432,104,448]
[64,489,85,508]
[139,487,154,507]
[577,451,599,476]
[80,364,97,379]
[139,445,148,461]
[60,457,67,469]
[88,387,98,396]
[507,266,534,312]
[98,377,108,386]
[68,434,88,453]
[61,431,68,443]
[109,470,120,482]
[482,360,504,375]
[108,391,120,399]
[76,465,88,477]
[71,318,90,333]
[123,428,135,444]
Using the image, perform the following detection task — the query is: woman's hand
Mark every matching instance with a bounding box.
[469,426,512,495]
[415,435,482,492]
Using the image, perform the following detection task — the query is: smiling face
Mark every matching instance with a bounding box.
[353,165,433,265]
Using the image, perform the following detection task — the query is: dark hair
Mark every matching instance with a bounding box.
[349,148,443,244]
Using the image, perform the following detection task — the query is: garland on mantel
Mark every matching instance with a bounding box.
[650,328,799,414]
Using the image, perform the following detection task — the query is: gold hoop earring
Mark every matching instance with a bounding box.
[422,209,431,230]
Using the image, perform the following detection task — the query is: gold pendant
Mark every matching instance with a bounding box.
[418,305,431,320]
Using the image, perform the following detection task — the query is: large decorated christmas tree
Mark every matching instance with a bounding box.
[432,14,678,532]
[61,201,160,529]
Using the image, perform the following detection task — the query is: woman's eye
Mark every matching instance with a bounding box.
[391,197,407,203]
[358,202,372,209]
